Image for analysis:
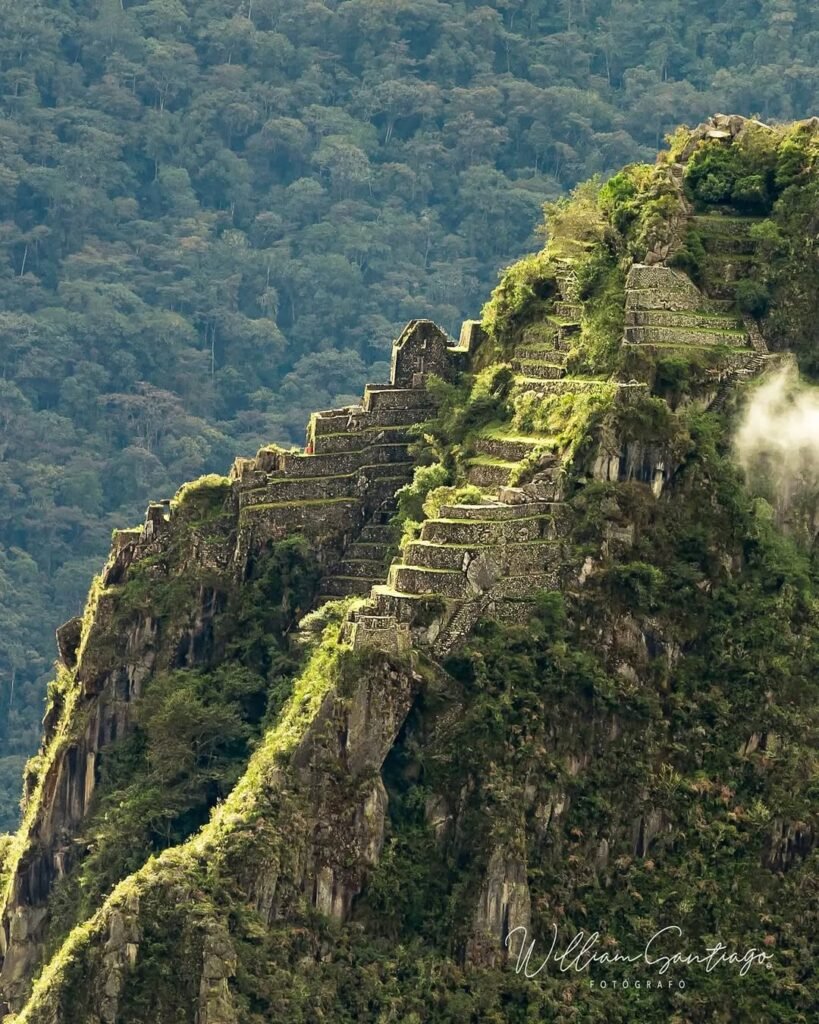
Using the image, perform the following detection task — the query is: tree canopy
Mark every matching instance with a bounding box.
[1,0,819,829]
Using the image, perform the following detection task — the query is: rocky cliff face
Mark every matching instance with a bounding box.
[2,118,818,1023]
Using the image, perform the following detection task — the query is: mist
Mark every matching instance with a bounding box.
[734,360,819,523]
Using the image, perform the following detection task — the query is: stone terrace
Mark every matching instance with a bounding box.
[231,319,460,569]
[351,498,572,657]
[623,263,756,356]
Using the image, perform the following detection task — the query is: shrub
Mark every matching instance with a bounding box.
[603,561,666,612]
[422,484,483,520]
[395,462,450,524]
[670,229,706,281]
[732,173,769,211]
[735,278,770,318]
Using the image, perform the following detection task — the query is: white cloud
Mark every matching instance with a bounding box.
[734,360,819,525]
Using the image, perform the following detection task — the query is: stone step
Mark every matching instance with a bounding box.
[240,473,357,506]
[625,310,743,331]
[320,575,379,597]
[280,443,412,477]
[358,522,395,542]
[624,325,750,348]
[311,406,426,435]
[346,541,392,561]
[621,343,761,369]
[403,542,471,571]
[554,301,582,321]
[521,324,559,348]
[555,265,580,302]
[438,500,557,520]
[466,460,517,489]
[495,572,562,598]
[363,385,436,412]
[548,316,581,338]
[366,461,415,480]
[473,437,540,462]
[365,475,415,509]
[626,289,736,315]
[312,425,414,455]
[499,473,563,502]
[514,346,569,364]
[369,585,446,622]
[239,462,411,507]
[347,614,410,653]
[404,538,560,572]
[421,512,558,546]
[348,611,385,630]
[389,564,473,599]
[333,558,386,579]
[511,359,566,380]
[310,406,363,431]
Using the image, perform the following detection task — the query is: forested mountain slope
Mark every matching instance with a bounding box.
[0,116,817,1023]
[2,0,819,830]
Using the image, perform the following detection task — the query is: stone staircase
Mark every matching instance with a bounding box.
[231,320,459,567]
[690,213,763,298]
[357,498,569,657]
[318,500,399,601]
[464,433,564,500]
[328,259,771,665]
[623,263,756,356]
[510,263,582,383]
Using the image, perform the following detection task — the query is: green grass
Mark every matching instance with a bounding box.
[392,565,462,575]
[371,585,428,598]
[465,455,520,468]
[638,325,747,336]
[431,512,554,525]
[314,424,412,440]
[622,341,747,352]
[546,314,581,327]
[514,375,610,387]
[514,341,567,352]
[240,497,359,512]
[477,422,557,444]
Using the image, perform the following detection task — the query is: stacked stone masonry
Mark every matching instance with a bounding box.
[623,263,760,358]
[349,500,572,658]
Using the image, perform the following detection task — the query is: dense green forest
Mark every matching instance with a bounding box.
[1,0,818,830]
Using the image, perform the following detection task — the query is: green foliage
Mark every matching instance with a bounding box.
[4,3,819,829]
[512,384,618,464]
[411,368,513,476]
[0,832,12,890]
[678,124,819,377]
[44,537,319,956]
[13,343,819,1022]
[734,277,770,317]
[669,227,706,279]
[598,166,646,235]
[613,393,683,445]
[649,347,727,406]
[481,253,557,350]
[395,462,451,526]
[572,248,627,374]
[685,138,775,212]
[602,561,666,612]
[542,178,607,257]
[170,474,231,517]
[599,161,685,258]
[422,485,484,520]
